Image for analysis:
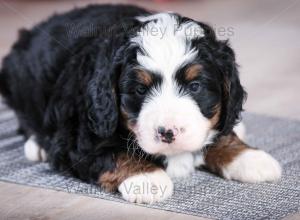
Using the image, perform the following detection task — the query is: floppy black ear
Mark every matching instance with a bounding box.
[215,41,247,135]
[86,60,119,138]
[86,40,134,138]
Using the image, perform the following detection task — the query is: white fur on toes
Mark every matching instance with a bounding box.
[222,149,282,183]
[118,169,173,204]
[40,148,48,162]
[24,136,47,162]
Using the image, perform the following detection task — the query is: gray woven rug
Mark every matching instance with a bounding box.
[0,102,299,220]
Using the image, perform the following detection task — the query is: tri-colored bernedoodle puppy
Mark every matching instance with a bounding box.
[0,4,281,204]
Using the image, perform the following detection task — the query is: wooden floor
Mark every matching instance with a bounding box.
[0,0,299,219]
[0,182,204,220]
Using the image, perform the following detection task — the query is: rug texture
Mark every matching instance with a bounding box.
[0,103,299,220]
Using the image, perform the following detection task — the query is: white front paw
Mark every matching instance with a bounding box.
[118,169,173,204]
[222,149,282,183]
[24,136,47,162]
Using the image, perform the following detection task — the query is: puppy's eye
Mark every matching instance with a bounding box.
[188,81,201,93]
[135,85,148,96]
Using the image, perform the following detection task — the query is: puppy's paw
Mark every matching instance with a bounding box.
[222,149,282,183]
[118,169,173,204]
[24,136,47,162]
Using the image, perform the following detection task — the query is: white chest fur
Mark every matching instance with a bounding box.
[166,152,204,178]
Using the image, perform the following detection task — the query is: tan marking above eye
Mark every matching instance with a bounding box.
[136,69,153,86]
[185,64,202,81]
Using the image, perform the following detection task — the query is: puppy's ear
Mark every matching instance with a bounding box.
[86,43,130,138]
[86,64,119,138]
[216,41,247,135]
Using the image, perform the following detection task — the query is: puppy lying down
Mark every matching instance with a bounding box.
[0,4,281,204]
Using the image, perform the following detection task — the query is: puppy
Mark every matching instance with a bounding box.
[0,4,281,204]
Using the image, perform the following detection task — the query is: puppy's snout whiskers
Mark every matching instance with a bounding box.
[125,131,148,164]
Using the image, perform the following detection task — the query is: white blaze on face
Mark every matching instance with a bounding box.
[132,13,204,76]
[132,13,211,155]
[136,84,211,155]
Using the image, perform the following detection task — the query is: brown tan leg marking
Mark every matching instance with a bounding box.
[98,154,159,192]
[204,132,249,176]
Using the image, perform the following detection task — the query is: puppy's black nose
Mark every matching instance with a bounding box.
[157,126,166,135]
[157,126,175,143]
